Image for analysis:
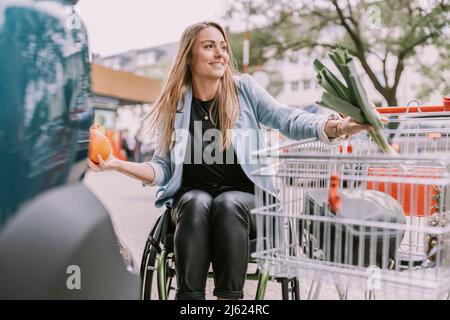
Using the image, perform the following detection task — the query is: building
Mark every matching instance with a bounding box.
[95,42,178,80]
[91,63,162,160]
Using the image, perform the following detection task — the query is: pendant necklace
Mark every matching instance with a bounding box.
[194,97,210,121]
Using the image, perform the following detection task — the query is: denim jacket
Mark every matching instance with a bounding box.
[146,74,334,208]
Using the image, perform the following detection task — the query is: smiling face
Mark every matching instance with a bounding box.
[189,26,230,82]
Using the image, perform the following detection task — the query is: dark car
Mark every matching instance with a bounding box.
[0,0,139,299]
[0,0,92,225]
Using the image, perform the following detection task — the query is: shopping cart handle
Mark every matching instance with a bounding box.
[376,97,450,114]
[376,105,450,114]
[328,173,341,214]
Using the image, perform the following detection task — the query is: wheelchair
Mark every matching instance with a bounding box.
[140,207,300,300]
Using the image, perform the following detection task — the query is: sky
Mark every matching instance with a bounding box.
[78,0,231,57]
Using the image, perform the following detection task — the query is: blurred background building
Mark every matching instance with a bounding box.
[90,63,161,161]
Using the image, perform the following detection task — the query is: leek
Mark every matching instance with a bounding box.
[314,47,398,156]
[321,92,366,124]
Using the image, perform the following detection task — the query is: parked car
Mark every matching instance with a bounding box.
[0,0,139,299]
[0,0,92,225]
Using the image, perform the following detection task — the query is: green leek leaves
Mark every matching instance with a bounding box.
[314,47,398,156]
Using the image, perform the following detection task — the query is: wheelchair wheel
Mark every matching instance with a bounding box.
[140,241,158,300]
[156,250,177,300]
[140,238,177,300]
[140,208,174,300]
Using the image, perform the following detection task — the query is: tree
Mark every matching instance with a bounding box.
[415,36,450,101]
[228,28,277,72]
[228,29,285,96]
[224,0,449,106]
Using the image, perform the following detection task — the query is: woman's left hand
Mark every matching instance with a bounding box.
[339,117,373,137]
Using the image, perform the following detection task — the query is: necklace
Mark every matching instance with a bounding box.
[194,97,211,121]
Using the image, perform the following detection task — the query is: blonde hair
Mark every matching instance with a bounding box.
[143,21,239,154]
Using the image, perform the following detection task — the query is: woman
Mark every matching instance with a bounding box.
[88,21,371,300]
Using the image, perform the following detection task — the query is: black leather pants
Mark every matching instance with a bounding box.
[170,189,256,300]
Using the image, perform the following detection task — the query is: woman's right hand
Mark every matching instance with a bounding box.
[87,154,121,172]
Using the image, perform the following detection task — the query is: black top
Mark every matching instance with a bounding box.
[180,97,254,197]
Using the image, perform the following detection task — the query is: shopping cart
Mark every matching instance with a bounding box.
[251,101,450,300]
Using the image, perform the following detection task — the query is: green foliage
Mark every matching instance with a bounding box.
[415,41,450,101]
[228,28,278,71]
[224,0,449,105]
[315,47,397,155]
[228,28,284,95]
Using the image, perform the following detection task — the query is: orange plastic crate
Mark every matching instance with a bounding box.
[367,167,441,217]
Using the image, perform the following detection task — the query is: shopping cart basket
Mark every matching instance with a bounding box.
[251,103,450,300]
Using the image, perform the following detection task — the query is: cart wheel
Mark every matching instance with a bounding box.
[277,277,300,300]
